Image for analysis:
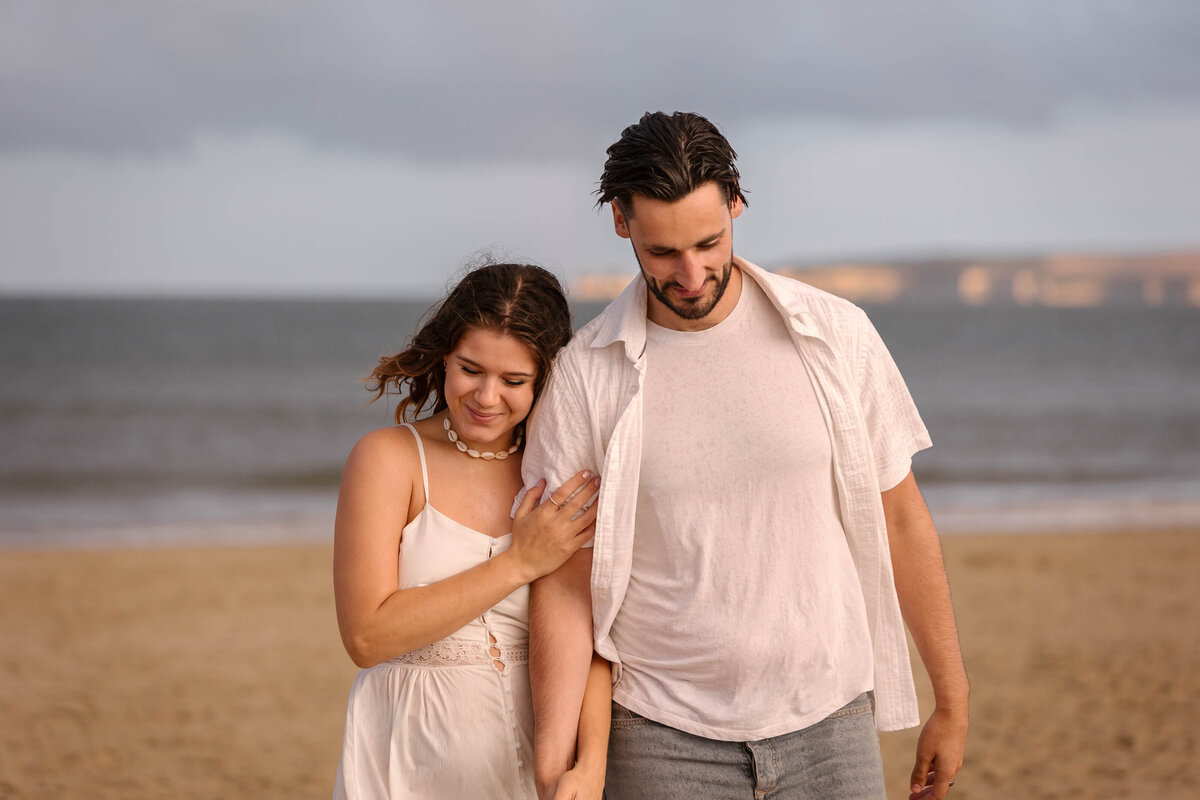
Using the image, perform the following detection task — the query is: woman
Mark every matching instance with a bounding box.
[332,263,609,800]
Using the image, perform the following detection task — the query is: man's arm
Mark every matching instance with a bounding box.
[882,471,969,800]
[520,347,607,797]
[531,548,596,799]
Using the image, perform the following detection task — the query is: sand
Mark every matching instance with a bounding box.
[1,528,1197,799]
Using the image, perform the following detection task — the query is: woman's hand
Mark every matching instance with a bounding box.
[550,762,605,800]
[508,470,600,582]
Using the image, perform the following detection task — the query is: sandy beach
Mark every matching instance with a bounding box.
[2,527,1197,799]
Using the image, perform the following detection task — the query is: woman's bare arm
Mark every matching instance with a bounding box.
[333,430,598,668]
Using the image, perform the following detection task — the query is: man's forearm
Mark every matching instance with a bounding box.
[884,472,969,798]
[530,548,596,796]
[883,472,969,707]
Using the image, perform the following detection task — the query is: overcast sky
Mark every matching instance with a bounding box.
[2,1,1199,296]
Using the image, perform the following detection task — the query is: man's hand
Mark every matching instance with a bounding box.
[908,704,967,800]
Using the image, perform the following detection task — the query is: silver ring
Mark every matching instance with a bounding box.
[548,497,563,508]
[949,779,957,787]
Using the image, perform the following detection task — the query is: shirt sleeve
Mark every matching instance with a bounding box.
[855,311,932,491]
[512,349,602,540]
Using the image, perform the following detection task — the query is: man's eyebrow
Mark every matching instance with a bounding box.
[646,228,725,251]
[455,355,535,378]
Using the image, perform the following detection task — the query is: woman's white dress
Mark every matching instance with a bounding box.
[333,424,535,799]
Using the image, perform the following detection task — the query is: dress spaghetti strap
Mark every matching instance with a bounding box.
[400,423,431,503]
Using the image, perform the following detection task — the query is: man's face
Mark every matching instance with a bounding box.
[612,182,744,331]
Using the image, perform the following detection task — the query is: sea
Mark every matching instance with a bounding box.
[1,296,1198,546]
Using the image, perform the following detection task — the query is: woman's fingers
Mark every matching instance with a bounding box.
[550,476,601,534]
[573,519,597,543]
[563,475,601,514]
[546,469,597,510]
[569,499,599,536]
[515,479,546,519]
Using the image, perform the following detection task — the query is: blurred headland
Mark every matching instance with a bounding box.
[572,248,1200,307]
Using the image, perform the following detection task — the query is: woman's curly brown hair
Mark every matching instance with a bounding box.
[366,262,573,424]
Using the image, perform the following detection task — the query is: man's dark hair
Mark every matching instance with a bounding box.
[595,111,748,217]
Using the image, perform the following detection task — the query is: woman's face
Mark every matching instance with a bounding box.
[442,327,538,449]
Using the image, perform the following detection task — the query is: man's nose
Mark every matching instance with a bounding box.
[676,252,706,290]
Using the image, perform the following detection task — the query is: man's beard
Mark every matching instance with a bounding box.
[637,255,735,321]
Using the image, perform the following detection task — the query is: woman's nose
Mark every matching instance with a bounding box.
[475,377,500,405]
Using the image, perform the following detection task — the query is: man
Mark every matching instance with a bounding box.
[522,111,968,800]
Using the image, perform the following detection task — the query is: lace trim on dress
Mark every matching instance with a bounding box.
[388,639,529,667]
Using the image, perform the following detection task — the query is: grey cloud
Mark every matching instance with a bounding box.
[2,1,1199,160]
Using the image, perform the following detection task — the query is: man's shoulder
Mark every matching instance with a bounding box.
[543,317,621,396]
[556,285,643,370]
[569,303,617,347]
[746,261,872,333]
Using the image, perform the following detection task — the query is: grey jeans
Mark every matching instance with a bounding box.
[604,692,886,800]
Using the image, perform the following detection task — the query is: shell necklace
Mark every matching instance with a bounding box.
[443,417,521,460]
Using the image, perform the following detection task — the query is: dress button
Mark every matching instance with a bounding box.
[517,760,524,768]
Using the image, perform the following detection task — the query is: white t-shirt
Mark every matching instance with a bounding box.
[519,256,931,734]
[609,278,874,739]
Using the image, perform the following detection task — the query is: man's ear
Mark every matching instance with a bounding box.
[730,195,744,220]
[611,200,632,239]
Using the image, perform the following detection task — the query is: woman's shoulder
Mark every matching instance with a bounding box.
[343,424,423,480]
[337,425,427,546]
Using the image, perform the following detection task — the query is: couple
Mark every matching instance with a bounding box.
[331,111,969,800]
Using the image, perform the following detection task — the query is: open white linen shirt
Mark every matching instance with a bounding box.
[520,256,930,732]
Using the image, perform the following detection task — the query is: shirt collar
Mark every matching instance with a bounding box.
[588,268,650,360]
[739,257,828,344]
[588,256,828,360]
